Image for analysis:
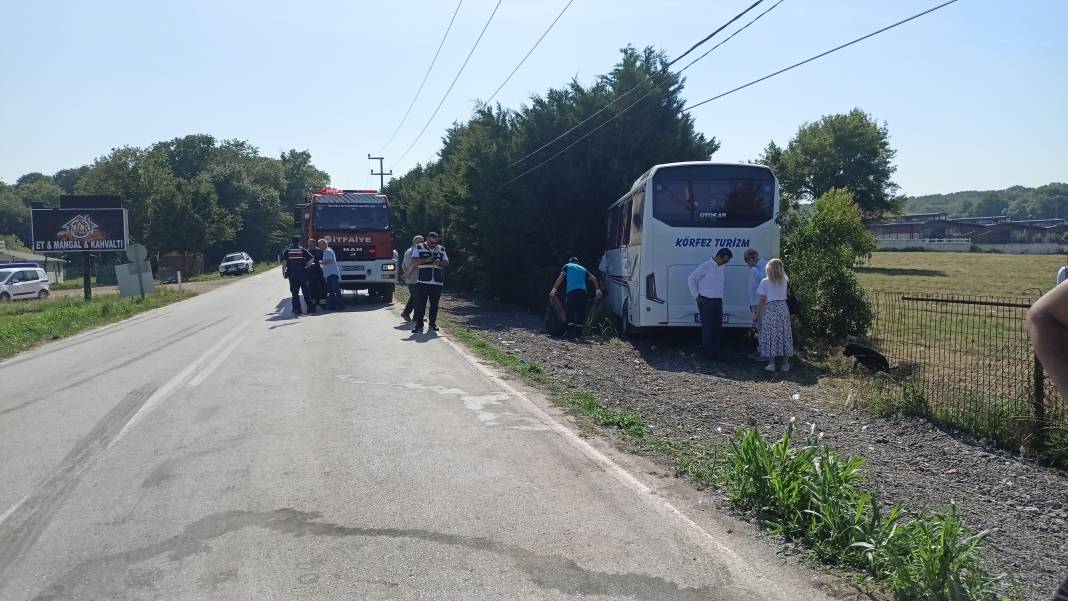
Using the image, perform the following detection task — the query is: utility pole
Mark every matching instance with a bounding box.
[368,154,392,192]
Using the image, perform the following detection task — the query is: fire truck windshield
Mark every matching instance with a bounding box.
[313,204,390,231]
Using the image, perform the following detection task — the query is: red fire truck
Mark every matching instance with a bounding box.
[299,188,396,302]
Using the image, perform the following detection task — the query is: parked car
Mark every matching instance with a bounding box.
[219,252,255,276]
[0,264,50,301]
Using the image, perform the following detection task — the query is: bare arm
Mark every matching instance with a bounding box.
[1028,284,1068,402]
[587,273,603,298]
[754,295,767,324]
[549,274,565,296]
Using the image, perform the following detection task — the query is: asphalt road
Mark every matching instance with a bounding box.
[0,269,839,600]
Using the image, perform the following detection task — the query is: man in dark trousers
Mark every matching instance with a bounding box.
[400,235,424,321]
[687,247,732,360]
[549,257,602,339]
[410,232,449,334]
[282,237,314,315]
[307,237,327,310]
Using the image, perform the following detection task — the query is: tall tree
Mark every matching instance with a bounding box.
[387,46,719,304]
[760,109,900,216]
[0,182,30,244]
[52,166,91,193]
[15,172,52,187]
[281,150,331,209]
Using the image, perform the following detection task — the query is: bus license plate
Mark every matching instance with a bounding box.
[343,265,365,272]
[695,314,730,323]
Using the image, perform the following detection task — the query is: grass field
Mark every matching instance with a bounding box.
[857,251,1065,298]
[0,289,194,360]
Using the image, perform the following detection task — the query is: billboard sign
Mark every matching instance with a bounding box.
[31,208,129,252]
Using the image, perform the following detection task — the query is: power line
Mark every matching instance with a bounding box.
[675,0,786,73]
[499,0,787,184]
[392,0,504,169]
[501,0,960,188]
[507,0,768,169]
[500,84,659,187]
[665,0,763,68]
[684,0,961,113]
[377,0,464,154]
[483,0,576,106]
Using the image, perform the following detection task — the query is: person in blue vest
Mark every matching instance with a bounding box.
[282,236,314,315]
[549,257,602,339]
[408,232,449,334]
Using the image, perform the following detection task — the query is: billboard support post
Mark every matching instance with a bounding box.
[83,254,92,301]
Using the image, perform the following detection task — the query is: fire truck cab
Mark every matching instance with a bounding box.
[299,188,396,302]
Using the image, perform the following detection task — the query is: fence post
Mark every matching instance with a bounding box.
[1032,354,1047,454]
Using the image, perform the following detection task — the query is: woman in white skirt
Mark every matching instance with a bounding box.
[753,258,795,372]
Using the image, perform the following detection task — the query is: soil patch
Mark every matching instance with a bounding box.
[437,291,1068,600]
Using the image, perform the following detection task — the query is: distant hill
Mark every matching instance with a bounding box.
[905,183,1068,220]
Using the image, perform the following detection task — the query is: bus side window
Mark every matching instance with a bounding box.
[606,206,620,249]
[630,190,644,245]
[621,199,632,246]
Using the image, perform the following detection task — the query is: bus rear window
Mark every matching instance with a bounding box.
[653,174,774,228]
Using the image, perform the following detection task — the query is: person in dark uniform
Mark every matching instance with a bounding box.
[282,236,314,315]
[549,257,602,339]
[409,232,449,334]
[307,238,327,309]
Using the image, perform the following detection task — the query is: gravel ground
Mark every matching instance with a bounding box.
[437,291,1068,600]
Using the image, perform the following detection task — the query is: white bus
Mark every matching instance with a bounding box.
[599,162,780,336]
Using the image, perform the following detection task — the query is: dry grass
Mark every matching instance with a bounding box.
[857,251,1064,297]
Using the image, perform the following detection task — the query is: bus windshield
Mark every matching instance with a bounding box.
[314,204,390,231]
[652,166,774,228]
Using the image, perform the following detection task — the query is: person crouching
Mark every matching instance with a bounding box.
[549,257,602,339]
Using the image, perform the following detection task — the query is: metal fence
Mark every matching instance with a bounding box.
[859,291,1067,460]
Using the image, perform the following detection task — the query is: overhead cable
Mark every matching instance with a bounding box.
[507,0,767,169]
[377,0,465,153]
[483,0,576,106]
[392,0,505,168]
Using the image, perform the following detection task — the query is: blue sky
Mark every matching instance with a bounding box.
[1,0,1065,196]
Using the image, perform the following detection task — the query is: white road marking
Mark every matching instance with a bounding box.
[437,335,794,598]
[110,319,252,447]
[190,334,245,387]
[0,494,28,529]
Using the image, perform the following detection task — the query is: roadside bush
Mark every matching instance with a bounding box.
[781,189,875,340]
[720,424,1009,600]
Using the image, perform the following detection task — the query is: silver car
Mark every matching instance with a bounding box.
[218,252,255,276]
[0,267,50,301]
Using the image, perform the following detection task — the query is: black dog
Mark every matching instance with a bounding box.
[844,342,890,373]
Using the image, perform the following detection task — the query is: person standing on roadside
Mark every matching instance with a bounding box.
[1025,283,1068,601]
[307,238,327,310]
[282,236,314,316]
[549,257,602,339]
[688,248,732,360]
[400,235,424,321]
[318,239,343,310]
[1057,254,1067,286]
[744,248,768,361]
[753,258,794,373]
[410,232,449,334]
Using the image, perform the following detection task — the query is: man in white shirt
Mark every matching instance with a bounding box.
[318,239,343,310]
[400,235,424,321]
[687,247,733,360]
[1057,254,1067,286]
[744,248,768,360]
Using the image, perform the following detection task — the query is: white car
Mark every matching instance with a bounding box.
[0,266,50,301]
[219,252,255,276]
